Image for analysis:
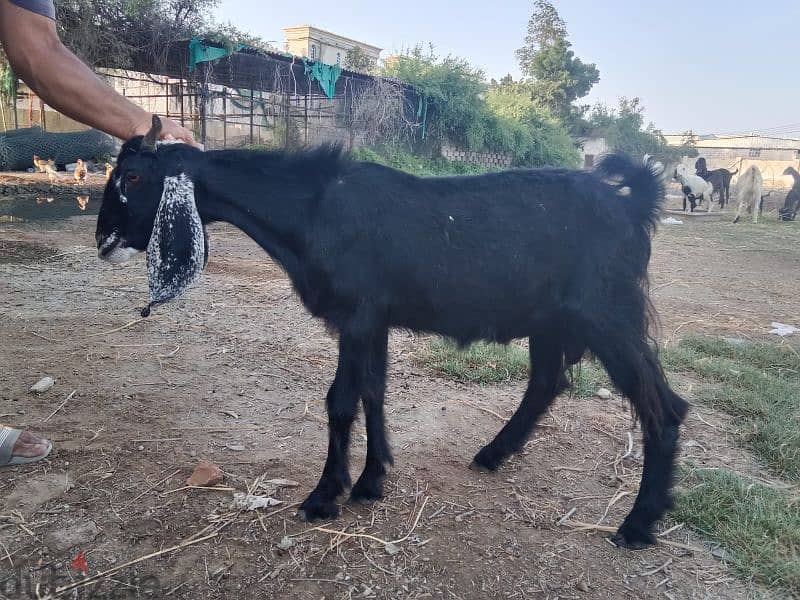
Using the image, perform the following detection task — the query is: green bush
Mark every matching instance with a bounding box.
[384,47,578,167]
[350,146,486,177]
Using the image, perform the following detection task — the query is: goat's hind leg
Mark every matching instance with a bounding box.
[589,337,688,548]
[299,333,364,521]
[350,328,393,504]
[472,335,565,471]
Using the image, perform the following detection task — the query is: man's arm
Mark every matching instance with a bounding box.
[0,0,199,145]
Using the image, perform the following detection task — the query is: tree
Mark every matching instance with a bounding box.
[588,97,696,163]
[53,0,219,68]
[344,46,375,73]
[515,1,599,132]
[486,79,579,167]
[515,0,567,73]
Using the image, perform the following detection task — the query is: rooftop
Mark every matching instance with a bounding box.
[282,24,382,53]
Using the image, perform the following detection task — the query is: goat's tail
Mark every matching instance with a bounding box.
[595,153,665,235]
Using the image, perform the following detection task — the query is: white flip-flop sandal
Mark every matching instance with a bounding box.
[0,427,52,468]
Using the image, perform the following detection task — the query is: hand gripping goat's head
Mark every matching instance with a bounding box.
[95,115,208,315]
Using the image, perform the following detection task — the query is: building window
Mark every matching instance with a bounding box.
[795,149,800,158]
[336,52,341,66]
[749,148,761,158]
[310,44,317,60]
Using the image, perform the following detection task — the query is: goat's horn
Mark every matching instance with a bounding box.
[141,115,162,150]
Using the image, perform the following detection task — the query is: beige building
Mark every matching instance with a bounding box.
[282,25,381,68]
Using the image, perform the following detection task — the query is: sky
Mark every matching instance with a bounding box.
[212,0,800,136]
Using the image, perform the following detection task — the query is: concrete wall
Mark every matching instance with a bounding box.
[441,144,513,169]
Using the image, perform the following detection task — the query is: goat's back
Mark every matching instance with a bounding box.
[736,166,763,200]
[304,159,661,343]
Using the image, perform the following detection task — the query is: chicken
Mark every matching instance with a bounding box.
[33,155,54,173]
[44,163,58,183]
[74,159,88,183]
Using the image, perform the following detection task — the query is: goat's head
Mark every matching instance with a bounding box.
[694,157,707,173]
[96,115,208,314]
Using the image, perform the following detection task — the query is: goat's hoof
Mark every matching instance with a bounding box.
[470,447,503,472]
[297,496,340,522]
[350,477,384,504]
[610,524,656,550]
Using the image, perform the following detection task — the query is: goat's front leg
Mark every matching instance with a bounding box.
[299,334,365,521]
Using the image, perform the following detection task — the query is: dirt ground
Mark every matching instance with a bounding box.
[0,184,798,599]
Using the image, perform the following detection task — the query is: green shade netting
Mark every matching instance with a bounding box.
[302,58,343,99]
[188,38,245,72]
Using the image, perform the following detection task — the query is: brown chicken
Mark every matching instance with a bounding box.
[44,163,58,183]
[74,159,88,183]
[33,154,54,173]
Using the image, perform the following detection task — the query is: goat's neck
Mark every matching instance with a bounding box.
[193,164,318,280]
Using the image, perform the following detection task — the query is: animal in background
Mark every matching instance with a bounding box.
[674,164,714,212]
[779,167,800,221]
[732,166,764,224]
[695,157,737,208]
[44,163,58,183]
[74,159,88,183]
[33,155,54,173]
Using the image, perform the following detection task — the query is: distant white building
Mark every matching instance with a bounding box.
[665,133,800,162]
[577,136,609,169]
[283,25,381,68]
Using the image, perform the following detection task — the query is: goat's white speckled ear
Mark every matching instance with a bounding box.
[144,174,206,315]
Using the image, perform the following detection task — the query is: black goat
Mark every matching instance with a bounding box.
[95,117,688,549]
[779,166,800,221]
[695,157,737,208]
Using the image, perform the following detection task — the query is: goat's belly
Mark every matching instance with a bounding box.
[390,300,551,344]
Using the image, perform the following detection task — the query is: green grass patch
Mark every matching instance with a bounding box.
[674,467,800,595]
[421,339,528,383]
[662,336,800,480]
[419,338,607,395]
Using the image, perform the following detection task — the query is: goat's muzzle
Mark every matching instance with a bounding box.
[97,232,141,264]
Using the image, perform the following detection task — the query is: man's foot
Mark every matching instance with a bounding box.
[13,430,50,457]
[0,427,52,467]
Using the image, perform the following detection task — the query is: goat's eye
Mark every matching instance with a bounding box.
[126,173,141,184]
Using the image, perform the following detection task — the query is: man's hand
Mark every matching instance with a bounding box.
[128,115,203,149]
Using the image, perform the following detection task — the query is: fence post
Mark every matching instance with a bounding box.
[249,89,255,146]
[222,88,227,148]
[178,78,185,127]
[284,93,290,148]
[164,76,170,119]
[199,65,208,146]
